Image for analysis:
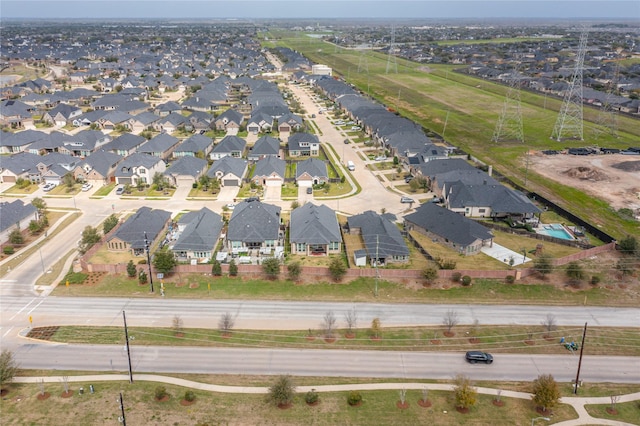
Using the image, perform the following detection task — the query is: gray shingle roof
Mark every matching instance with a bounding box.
[0,200,37,233]
[212,135,246,154]
[296,158,328,179]
[138,134,179,154]
[250,136,280,157]
[165,156,208,178]
[253,156,285,179]
[172,207,223,252]
[109,206,171,249]
[227,200,281,243]
[347,211,409,258]
[206,156,247,179]
[404,202,493,247]
[290,203,341,245]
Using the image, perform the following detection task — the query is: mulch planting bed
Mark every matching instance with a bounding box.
[26,326,60,341]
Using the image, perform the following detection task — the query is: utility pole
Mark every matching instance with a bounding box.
[122,310,133,384]
[144,231,154,293]
[374,234,379,297]
[574,322,587,394]
[442,110,450,138]
[118,392,127,425]
[524,149,530,187]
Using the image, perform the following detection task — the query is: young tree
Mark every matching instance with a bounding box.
[32,197,48,215]
[370,317,382,339]
[103,214,119,234]
[153,248,176,275]
[172,315,184,336]
[322,311,336,339]
[453,374,477,410]
[228,259,238,276]
[442,309,459,334]
[138,270,148,285]
[211,260,222,276]
[8,228,23,245]
[290,200,300,210]
[198,174,212,191]
[267,375,295,407]
[344,308,358,335]
[618,235,638,257]
[532,374,560,413]
[152,172,167,191]
[541,314,557,337]
[422,267,438,284]
[262,257,280,279]
[0,350,19,389]
[287,261,302,281]
[62,172,75,189]
[218,312,235,335]
[126,260,137,278]
[78,226,101,254]
[328,257,347,282]
[533,254,554,278]
[565,261,585,283]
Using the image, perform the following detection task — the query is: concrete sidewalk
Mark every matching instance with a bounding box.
[13,375,640,425]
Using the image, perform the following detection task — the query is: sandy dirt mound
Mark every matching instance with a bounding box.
[563,166,609,181]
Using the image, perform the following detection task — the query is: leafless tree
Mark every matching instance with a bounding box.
[442,310,459,333]
[421,387,429,402]
[344,308,358,334]
[399,388,407,404]
[323,311,336,338]
[62,375,69,393]
[218,312,235,334]
[38,378,45,395]
[541,314,557,335]
[172,315,184,335]
[610,395,620,410]
[496,389,502,403]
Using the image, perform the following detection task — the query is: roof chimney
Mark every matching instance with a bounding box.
[488,165,493,176]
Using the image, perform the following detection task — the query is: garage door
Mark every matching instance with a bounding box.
[177,177,195,187]
[2,176,16,183]
[265,178,281,187]
[223,179,238,186]
[298,180,312,188]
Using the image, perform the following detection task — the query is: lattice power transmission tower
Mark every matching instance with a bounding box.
[593,58,620,139]
[357,43,370,74]
[386,26,398,74]
[492,59,524,143]
[551,31,588,141]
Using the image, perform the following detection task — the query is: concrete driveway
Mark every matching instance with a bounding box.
[263,184,281,201]
[217,185,239,202]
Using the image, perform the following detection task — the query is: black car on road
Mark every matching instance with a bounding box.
[465,351,493,364]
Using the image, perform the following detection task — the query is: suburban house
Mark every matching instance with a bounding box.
[97,111,134,131]
[58,130,112,158]
[72,150,123,186]
[154,101,182,117]
[114,152,167,186]
[214,108,244,131]
[289,203,342,256]
[206,156,248,187]
[173,134,213,158]
[444,181,541,220]
[248,135,281,161]
[171,207,224,262]
[106,206,171,256]
[225,199,283,254]
[0,130,48,154]
[0,200,37,244]
[154,112,188,134]
[164,155,208,187]
[287,132,320,157]
[36,152,79,185]
[102,133,147,157]
[138,133,180,160]
[128,112,161,134]
[295,158,328,187]
[347,211,409,266]
[184,111,213,133]
[43,103,82,127]
[251,156,285,187]
[246,111,274,134]
[404,202,494,256]
[277,112,303,135]
[210,135,247,160]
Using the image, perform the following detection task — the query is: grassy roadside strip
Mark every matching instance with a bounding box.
[0,381,579,426]
[36,325,640,356]
[55,274,639,307]
[585,400,640,424]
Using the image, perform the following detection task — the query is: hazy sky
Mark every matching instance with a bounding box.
[1,0,638,20]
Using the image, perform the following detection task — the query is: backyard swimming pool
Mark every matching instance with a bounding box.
[538,224,575,240]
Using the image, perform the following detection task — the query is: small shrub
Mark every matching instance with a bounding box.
[505,275,515,284]
[184,390,196,402]
[305,389,319,404]
[347,391,362,406]
[452,272,462,282]
[3,246,14,255]
[154,386,167,400]
[138,259,147,264]
[461,275,472,286]
[590,275,601,286]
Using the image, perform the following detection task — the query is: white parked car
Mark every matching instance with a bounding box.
[42,183,56,192]
[81,182,93,192]
[374,155,387,161]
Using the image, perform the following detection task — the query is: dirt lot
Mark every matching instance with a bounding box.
[528,152,640,212]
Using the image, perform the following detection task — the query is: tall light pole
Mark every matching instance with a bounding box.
[144,232,154,293]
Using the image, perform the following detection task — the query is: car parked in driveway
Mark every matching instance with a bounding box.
[81,182,93,192]
[306,187,313,194]
[465,351,493,364]
[42,183,56,192]
[115,185,125,195]
[400,196,415,204]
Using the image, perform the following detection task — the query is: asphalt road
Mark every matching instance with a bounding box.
[3,296,640,332]
[13,343,640,384]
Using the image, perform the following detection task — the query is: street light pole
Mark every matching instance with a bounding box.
[144,232,154,293]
